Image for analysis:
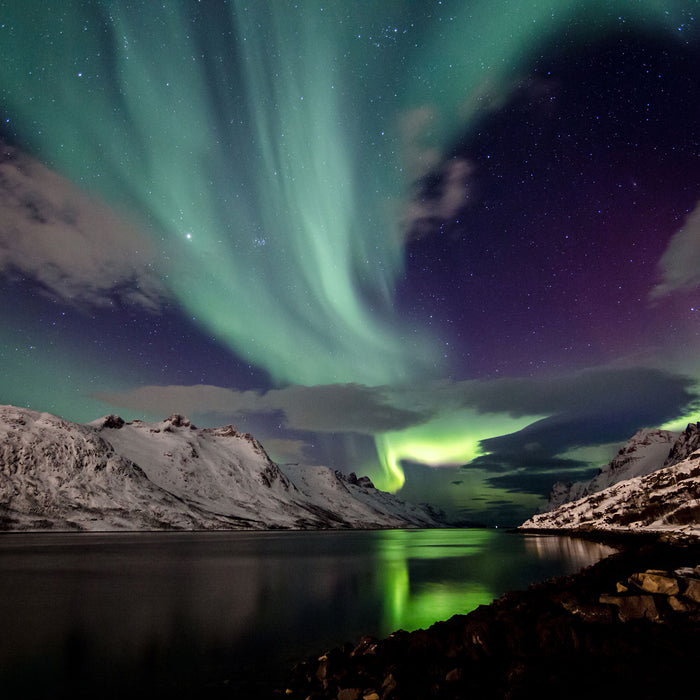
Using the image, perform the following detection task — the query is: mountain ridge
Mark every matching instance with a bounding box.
[545,427,679,511]
[522,422,700,539]
[0,405,443,531]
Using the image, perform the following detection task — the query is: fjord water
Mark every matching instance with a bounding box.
[0,529,614,697]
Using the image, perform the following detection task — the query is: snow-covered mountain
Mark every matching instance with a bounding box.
[521,422,700,538]
[0,405,442,531]
[545,428,679,511]
[520,452,700,538]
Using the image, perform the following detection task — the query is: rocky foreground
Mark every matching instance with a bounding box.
[278,537,700,699]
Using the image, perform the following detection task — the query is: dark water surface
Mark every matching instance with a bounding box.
[0,529,615,697]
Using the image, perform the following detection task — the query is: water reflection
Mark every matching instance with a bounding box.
[375,529,495,632]
[523,532,618,568]
[0,530,614,697]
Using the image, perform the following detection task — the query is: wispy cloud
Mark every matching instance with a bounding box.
[0,141,166,309]
[650,200,700,300]
[95,382,431,435]
[97,366,697,459]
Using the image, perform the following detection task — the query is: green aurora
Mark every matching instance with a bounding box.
[0,1,697,498]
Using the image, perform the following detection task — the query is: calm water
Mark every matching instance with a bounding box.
[0,529,615,698]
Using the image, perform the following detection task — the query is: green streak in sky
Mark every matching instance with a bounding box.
[1,1,691,388]
[373,409,546,492]
[0,2,695,483]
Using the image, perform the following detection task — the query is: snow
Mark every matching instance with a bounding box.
[522,422,700,538]
[545,428,678,511]
[521,451,700,539]
[0,406,442,531]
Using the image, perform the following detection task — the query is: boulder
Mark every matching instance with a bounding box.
[445,668,462,682]
[628,571,680,596]
[682,577,700,604]
[599,593,660,622]
[668,595,696,613]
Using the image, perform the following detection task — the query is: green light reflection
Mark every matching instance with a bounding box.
[375,529,495,634]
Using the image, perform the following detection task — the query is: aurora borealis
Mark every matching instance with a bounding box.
[1,1,699,524]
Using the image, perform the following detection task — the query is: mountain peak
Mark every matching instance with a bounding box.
[545,427,678,512]
[0,405,442,531]
[522,420,700,539]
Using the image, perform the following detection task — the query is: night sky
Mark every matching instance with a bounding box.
[1,1,698,525]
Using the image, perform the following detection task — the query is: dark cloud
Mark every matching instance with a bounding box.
[485,468,598,497]
[456,502,533,528]
[96,382,430,435]
[456,366,697,479]
[467,450,589,474]
[452,366,695,420]
[97,365,697,497]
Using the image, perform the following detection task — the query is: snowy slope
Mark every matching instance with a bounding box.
[283,465,444,528]
[0,406,212,530]
[520,451,700,538]
[0,406,442,531]
[545,428,678,511]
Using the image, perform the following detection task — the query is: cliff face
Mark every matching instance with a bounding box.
[545,428,678,512]
[0,405,442,531]
[663,422,700,467]
[521,450,700,539]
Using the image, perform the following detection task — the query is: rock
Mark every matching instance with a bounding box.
[280,545,700,699]
[668,595,696,613]
[599,593,660,622]
[337,689,361,700]
[101,414,125,429]
[316,649,347,688]
[445,668,462,682]
[166,413,192,428]
[682,577,700,604]
[381,673,397,696]
[628,571,680,596]
[351,636,379,657]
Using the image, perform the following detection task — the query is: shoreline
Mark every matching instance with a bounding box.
[278,532,700,699]
[515,525,700,546]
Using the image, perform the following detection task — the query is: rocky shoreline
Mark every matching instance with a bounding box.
[277,535,700,699]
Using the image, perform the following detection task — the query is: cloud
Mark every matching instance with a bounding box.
[95,382,431,435]
[484,468,594,497]
[257,438,309,465]
[399,107,443,178]
[0,140,165,309]
[96,365,697,473]
[417,366,696,424]
[98,365,697,440]
[461,366,697,477]
[398,107,476,241]
[649,200,700,300]
[403,157,475,241]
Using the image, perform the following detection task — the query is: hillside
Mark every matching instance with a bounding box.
[545,428,679,511]
[521,424,700,539]
[0,405,442,530]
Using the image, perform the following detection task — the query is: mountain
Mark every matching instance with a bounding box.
[0,405,443,531]
[545,428,679,511]
[521,423,700,539]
